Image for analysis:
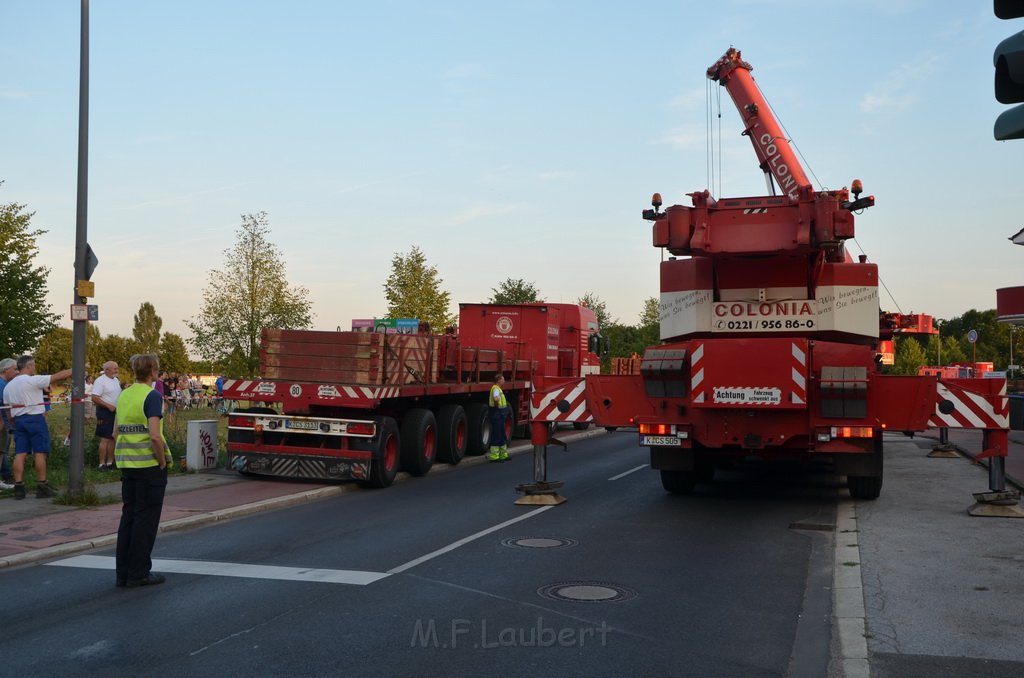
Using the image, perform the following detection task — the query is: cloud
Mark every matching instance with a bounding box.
[119,184,244,210]
[443,63,488,80]
[859,52,941,113]
[450,203,524,226]
[668,89,705,110]
[538,170,577,181]
[653,125,703,149]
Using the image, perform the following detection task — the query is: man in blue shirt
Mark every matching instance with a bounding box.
[0,358,17,489]
[215,375,225,414]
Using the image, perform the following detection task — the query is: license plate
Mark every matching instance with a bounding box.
[286,420,319,431]
[641,435,682,447]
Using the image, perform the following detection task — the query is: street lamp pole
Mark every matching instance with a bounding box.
[69,0,90,499]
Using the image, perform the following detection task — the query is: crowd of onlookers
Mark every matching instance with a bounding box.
[82,371,227,423]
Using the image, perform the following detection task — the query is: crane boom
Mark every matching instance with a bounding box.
[707,48,812,200]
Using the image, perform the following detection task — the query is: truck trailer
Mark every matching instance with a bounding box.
[222,302,601,487]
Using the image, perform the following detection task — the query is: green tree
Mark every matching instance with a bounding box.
[132,302,163,354]
[577,292,613,330]
[489,278,542,304]
[383,245,456,331]
[892,336,928,375]
[84,323,104,375]
[637,297,660,348]
[159,332,190,374]
[923,333,967,366]
[939,310,1010,366]
[0,191,59,355]
[186,212,313,377]
[99,334,135,380]
[34,327,72,373]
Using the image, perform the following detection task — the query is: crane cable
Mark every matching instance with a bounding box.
[711,79,906,316]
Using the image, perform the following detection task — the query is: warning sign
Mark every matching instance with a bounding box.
[712,387,782,405]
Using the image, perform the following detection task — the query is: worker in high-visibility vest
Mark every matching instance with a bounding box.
[114,353,173,589]
[487,374,509,462]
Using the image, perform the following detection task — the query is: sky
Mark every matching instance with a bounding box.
[2,0,1022,350]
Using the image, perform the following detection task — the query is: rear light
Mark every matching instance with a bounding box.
[831,426,874,439]
[347,422,376,436]
[228,416,254,428]
[638,423,675,436]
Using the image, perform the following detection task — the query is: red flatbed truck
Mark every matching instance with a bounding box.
[584,48,1011,500]
[223,302,601,487]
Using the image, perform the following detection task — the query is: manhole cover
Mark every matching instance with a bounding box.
[538,581,637,603]
[501,537,578,549]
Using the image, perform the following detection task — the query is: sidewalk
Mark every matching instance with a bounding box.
[850,431,1024,677]
[0,468,345,569]
[914,427,1024,491]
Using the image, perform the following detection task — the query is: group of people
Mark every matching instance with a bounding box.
[0,354,172,588]
[159,373,226,420]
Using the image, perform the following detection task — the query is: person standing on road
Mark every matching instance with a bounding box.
[115,353,171,588]
[0,358,19,490]
[487,374,509,462]
[92,361,122,471]
[2,355,72,500]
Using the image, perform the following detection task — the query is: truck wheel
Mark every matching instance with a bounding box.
[436,404,467,465]
[847,435,883,500]
[400,409,436,476]
[465,403,490,456]
[572,422,591,431]
[847,475,882,500]
[360,417,400,488]
[661,469,696,495]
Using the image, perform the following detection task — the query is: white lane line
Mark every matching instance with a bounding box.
[609,464,648,481]
[47,554,389,586]
[387,506,554,574]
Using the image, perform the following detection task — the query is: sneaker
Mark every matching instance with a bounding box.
[35,483,55,498]
[0,480,13,491]
[14,483,26,500]
[125,573,166,588]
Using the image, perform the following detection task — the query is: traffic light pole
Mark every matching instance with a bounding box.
[69,0,90,499]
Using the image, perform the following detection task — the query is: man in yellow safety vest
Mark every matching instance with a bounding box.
[487,374,509,462]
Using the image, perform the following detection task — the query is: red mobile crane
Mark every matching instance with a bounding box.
[584,48,1010,499]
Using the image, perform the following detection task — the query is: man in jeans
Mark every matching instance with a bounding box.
[0,358,18,490]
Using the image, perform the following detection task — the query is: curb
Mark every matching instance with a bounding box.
[834,499,869,678]
[0,427,606,571]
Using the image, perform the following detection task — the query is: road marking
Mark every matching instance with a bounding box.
[608,464,648,481]
[47,554,389,586]
[387,506,554,574]
[47,508,555,583]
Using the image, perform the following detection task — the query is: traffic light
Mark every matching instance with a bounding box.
[995,1,1024,139]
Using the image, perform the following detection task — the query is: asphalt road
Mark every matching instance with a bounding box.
[0,431,837,677]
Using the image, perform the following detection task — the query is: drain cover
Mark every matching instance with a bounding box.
[538,581,637,603]
[501,537,578,549]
